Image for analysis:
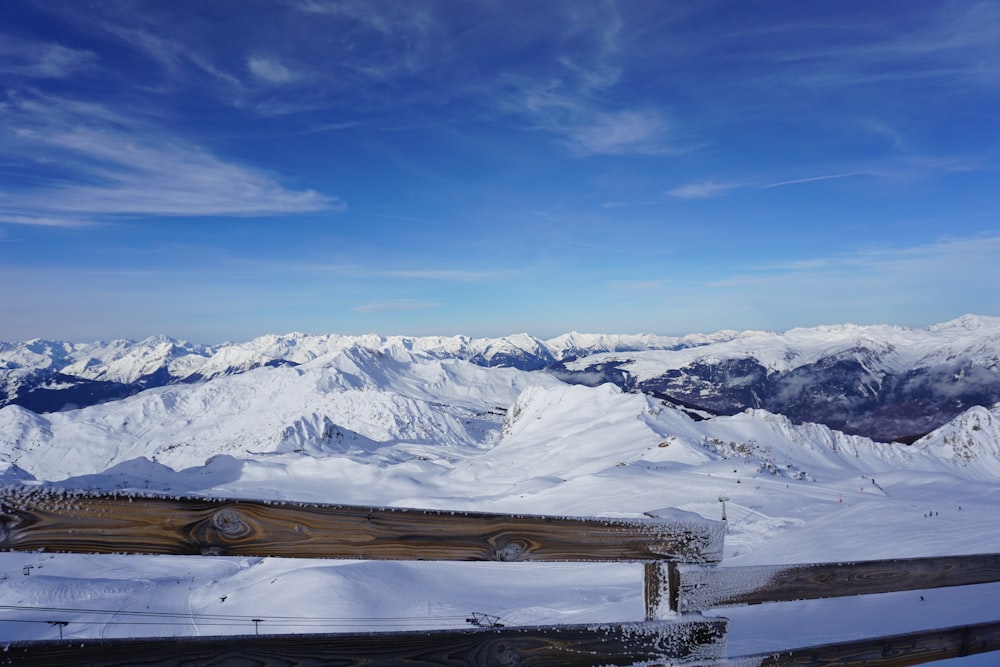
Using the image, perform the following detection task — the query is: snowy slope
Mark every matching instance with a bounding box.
[0,349,561,483]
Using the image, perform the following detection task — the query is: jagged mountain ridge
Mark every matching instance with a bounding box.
[560,314,1000,442]
[0,347,566,482]
[0,331,722,413]
[2,315,999,442]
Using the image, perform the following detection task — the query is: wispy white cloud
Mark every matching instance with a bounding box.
[487,4,683,158]
[703,234,1000,325]
[0,36,98,79]
[851,4,1000,87]
[610,279,668,291]
[723,234,1000,280]
[509,84,678,157]
[22,134,333,216]
[38,0,430,118]
[624,234,1000,334]
[666,170,871,202]
[558,1,624,90]
[190,256,512,285]
[667,180,743,199]
[901,155,984,174]
[563,109,674,156]
[0,214,99,229]
[669,156,980,201]
[759,171,867,189]
[353,299,440,313]
[291,0,436,80]
[717,3,1000,93]
[859,118,906,151]
[247,56,297,84]
[1,92,337,221]
[387,269,506,282]
[99,22,242,90]
[292,120,366,136]
[22,1,676,157]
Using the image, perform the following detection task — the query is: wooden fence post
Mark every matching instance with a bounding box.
[644,561,682,620]
[642,507,725,620]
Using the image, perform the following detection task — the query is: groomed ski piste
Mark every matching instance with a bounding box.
[1,330,999,664]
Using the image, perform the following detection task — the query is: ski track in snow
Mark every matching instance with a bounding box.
[0,343,998,665]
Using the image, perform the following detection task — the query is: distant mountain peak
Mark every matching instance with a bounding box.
[916,403,1000,468]
[929,313,1000,331]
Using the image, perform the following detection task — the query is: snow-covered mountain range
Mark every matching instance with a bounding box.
[4,315,1000,442]
[3,334,998,493]
[0,331,704,413]
[1,318,999,658]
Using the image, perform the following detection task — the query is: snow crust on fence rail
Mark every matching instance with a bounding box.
[645,507,726,559]
[0,485,721,530]
[676,563,786,612]
[0,485,724,564]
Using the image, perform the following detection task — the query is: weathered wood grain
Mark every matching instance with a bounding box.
[0,619,728,667]
[744,618,1000,666]
[0,487,723,563]
[644,561,681,620]
[671,553,1000,612]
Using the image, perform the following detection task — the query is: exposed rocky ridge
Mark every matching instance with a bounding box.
[558,315,1000,442]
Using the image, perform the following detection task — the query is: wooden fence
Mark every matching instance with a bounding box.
[1,486,999,666]
[740,619,1000,667]
[0,620,730,667]
[645,553,1000,616]
[0,487,726,666]
[0,488,724,563]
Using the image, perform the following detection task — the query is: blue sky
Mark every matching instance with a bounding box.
[2,0,998,343]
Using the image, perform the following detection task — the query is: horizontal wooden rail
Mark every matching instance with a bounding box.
[0,619,728,667]
[0,487,723,563]
[737,618,1000,667]
[659,553,1000,613]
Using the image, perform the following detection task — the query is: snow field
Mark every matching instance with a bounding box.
[0,347,998,664]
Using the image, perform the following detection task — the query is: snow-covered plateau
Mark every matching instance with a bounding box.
[0,320,998,664]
